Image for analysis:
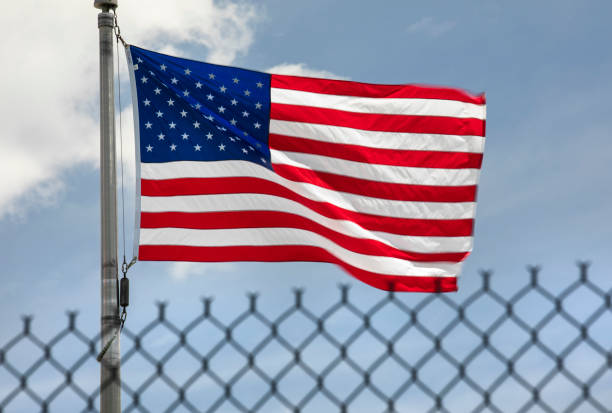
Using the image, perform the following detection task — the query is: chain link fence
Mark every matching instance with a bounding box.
[1,263,611,412]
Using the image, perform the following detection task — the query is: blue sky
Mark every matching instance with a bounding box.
[0,0,611,409]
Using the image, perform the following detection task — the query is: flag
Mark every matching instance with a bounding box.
[126,45,486,292]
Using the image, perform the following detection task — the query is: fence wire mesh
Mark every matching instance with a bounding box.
[1,263,611,412]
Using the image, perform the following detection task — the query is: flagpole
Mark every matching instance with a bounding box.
[94,1,121,412]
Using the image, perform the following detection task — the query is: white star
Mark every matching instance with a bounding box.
[218,106,226,113]
[160,64,167,71]
[143,99,151,106]
[141,76,148,83]
[157,133,165,140]
[255,102,262,109]
[230,118,237,125]
[184,68,191,75]
[209,73,216,79]
[243,131,248,136]
[194,103,202,110]
[242,148,248,154]
[230,99,238,106]
[182,133,189,140]
[254,122,261,129]
[256,82,263,88]
[229,136,236,142]
[149,71,155,76]
[205,115,214,122]
[232,77,239,84]
[171,77,178,84]
[137,57,143,63]
[217,126,227,131]
[242,111,249,117]
[156,111,163,118]
[220,85,227,93]
[260,157,267,164]
[244,90,251,96]
[133,64,139,71]
[195,82,203,89]
[144,121,152,129]
[207,94,214,101]
[167,98,174,106]
[169,122,176,129]
[170,144,177,151]
[154,88,161,95]
[180,110,187,118]
[218,143,226,151]
[194,144,201,151]
[183,90,190,97]
[146,144,153,152]
[206,132,213,140]
[249,146,254,151]
[193,121,200,128]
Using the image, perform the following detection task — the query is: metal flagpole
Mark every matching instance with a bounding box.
[94,0,121,412]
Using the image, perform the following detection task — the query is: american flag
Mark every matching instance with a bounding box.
[127,45,486,292]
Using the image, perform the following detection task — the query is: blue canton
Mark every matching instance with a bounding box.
[129,46,271,168]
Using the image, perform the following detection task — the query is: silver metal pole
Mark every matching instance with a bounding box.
[95,1,120,412]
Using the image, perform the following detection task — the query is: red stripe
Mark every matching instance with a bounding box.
[141,177,474,237]
[271,74,485,105]
[271,103,485,137]
[139,244,458,292]
[272,164,476,202]
[270,134,483,169]
[141,211,469,263]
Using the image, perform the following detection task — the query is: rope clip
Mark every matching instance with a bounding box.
[112,10,128,47]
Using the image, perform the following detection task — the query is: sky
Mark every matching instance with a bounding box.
[0,0,611,410]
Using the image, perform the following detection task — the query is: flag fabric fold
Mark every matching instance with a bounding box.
[126,45,486,292]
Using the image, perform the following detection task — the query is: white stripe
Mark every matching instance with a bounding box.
[141,161,476,219]
[270,120,485,153]
[140,227,463,277]
[270,149,479,186]
[141,192,473,253]
[271,88,486,119]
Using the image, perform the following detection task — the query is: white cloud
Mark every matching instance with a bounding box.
[169,262,236,280]
[267,63,347,80]
[407,17,456,37]
[119,1,258,65]
[0,0,259,219]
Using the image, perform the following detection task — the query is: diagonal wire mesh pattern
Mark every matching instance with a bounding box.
[0,263,611,412]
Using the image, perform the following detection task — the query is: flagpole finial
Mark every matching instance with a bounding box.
[94,0,118,11]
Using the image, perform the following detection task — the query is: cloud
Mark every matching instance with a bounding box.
[119,1,259,65]
[0,0,259,219]
[267,63,347,80]
[407,17,456,37]
[169,262,236,280]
